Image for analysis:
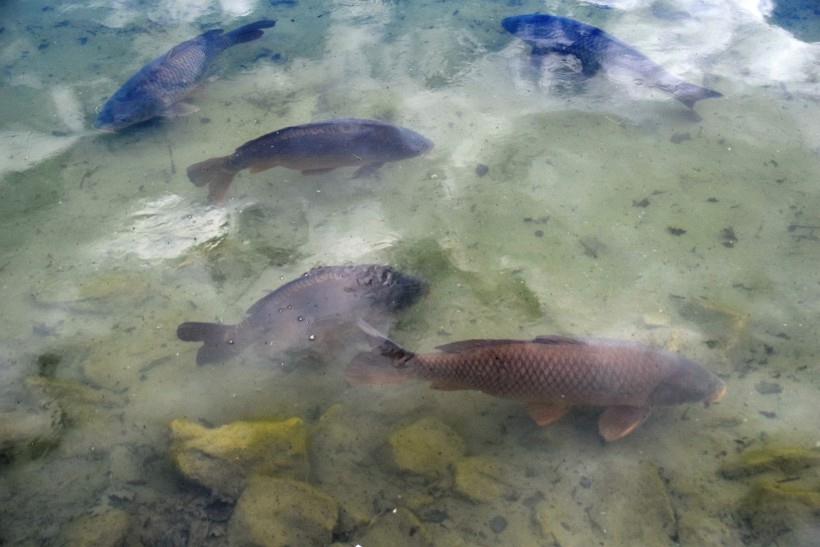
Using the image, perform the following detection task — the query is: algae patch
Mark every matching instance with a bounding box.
[387,237,543,323]
[721,446,820,479]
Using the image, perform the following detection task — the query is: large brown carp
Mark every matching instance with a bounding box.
[349,322,726,441]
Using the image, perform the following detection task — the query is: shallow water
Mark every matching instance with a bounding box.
[1,0,820,545]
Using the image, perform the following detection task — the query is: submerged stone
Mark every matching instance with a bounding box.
[454,456,516,502]
[228,476,338,547]
[60,509,131,547]
[353,507,431,547]
[0,407,63,463]
[169,417,307,498]
[389,417,465,478]
[721,446,820,479]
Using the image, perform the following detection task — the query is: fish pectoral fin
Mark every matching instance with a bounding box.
[300,167,337,175]
[352,162,384,179]
[526,402,569,427]
[162,102,200,118]
[598,406,652,442]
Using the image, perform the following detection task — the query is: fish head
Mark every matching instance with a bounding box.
[95,95,157,131]
[355,265,428,312]
[650,355,727,406]
[396,127,434,158]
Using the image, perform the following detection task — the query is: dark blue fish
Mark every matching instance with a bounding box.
[96,20,276,131]
[502,13,721,108]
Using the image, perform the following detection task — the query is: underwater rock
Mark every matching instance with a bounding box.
[453,456,515,502]
[169,417,307,498]
[228,476,338,547]
[389,417,465,478]
[738,479,820,546]
[0,407,62,463]
[309,404,377,526]
[532,500,576,546]
[353,507,432,547]
[720,446,820,479]
[60,509,131,547]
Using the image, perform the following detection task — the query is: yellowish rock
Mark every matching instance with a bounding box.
[229,476,338,547]
[169,417,307,498]
[60,509,131,547]
[454,457,515,502]
[389,417,465,478]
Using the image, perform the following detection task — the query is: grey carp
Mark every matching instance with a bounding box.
[177,265,426,366]
[186,118,434,202]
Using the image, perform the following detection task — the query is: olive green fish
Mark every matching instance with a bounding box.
[349,322,726,441]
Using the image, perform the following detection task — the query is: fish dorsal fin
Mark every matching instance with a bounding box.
[532,335,585,345]
[435,335,585,353]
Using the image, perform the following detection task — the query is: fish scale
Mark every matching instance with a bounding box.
[408,341,677,406]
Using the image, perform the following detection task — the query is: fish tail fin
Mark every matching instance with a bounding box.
[671,82,722,109]
[186,156,239,203]
[345,320,416,385]
[223,19,276,47]
[176,322,241,365]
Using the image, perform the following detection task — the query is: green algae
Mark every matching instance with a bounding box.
[229,476,338,547]
[387,237,542,323]
[389,417,465,478]
[169,417,308,498]
[721,446,820,479]
[25,376,124,425]
[738,479,820,546]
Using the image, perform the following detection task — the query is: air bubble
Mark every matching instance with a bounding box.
[297,316,304,322]
[308,334,316,341]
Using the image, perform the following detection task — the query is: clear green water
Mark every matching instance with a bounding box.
[1,0,820,545]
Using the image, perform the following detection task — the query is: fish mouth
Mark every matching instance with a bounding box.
[706,383,727,404]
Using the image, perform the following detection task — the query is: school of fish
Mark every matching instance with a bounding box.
[88,10,731,443]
